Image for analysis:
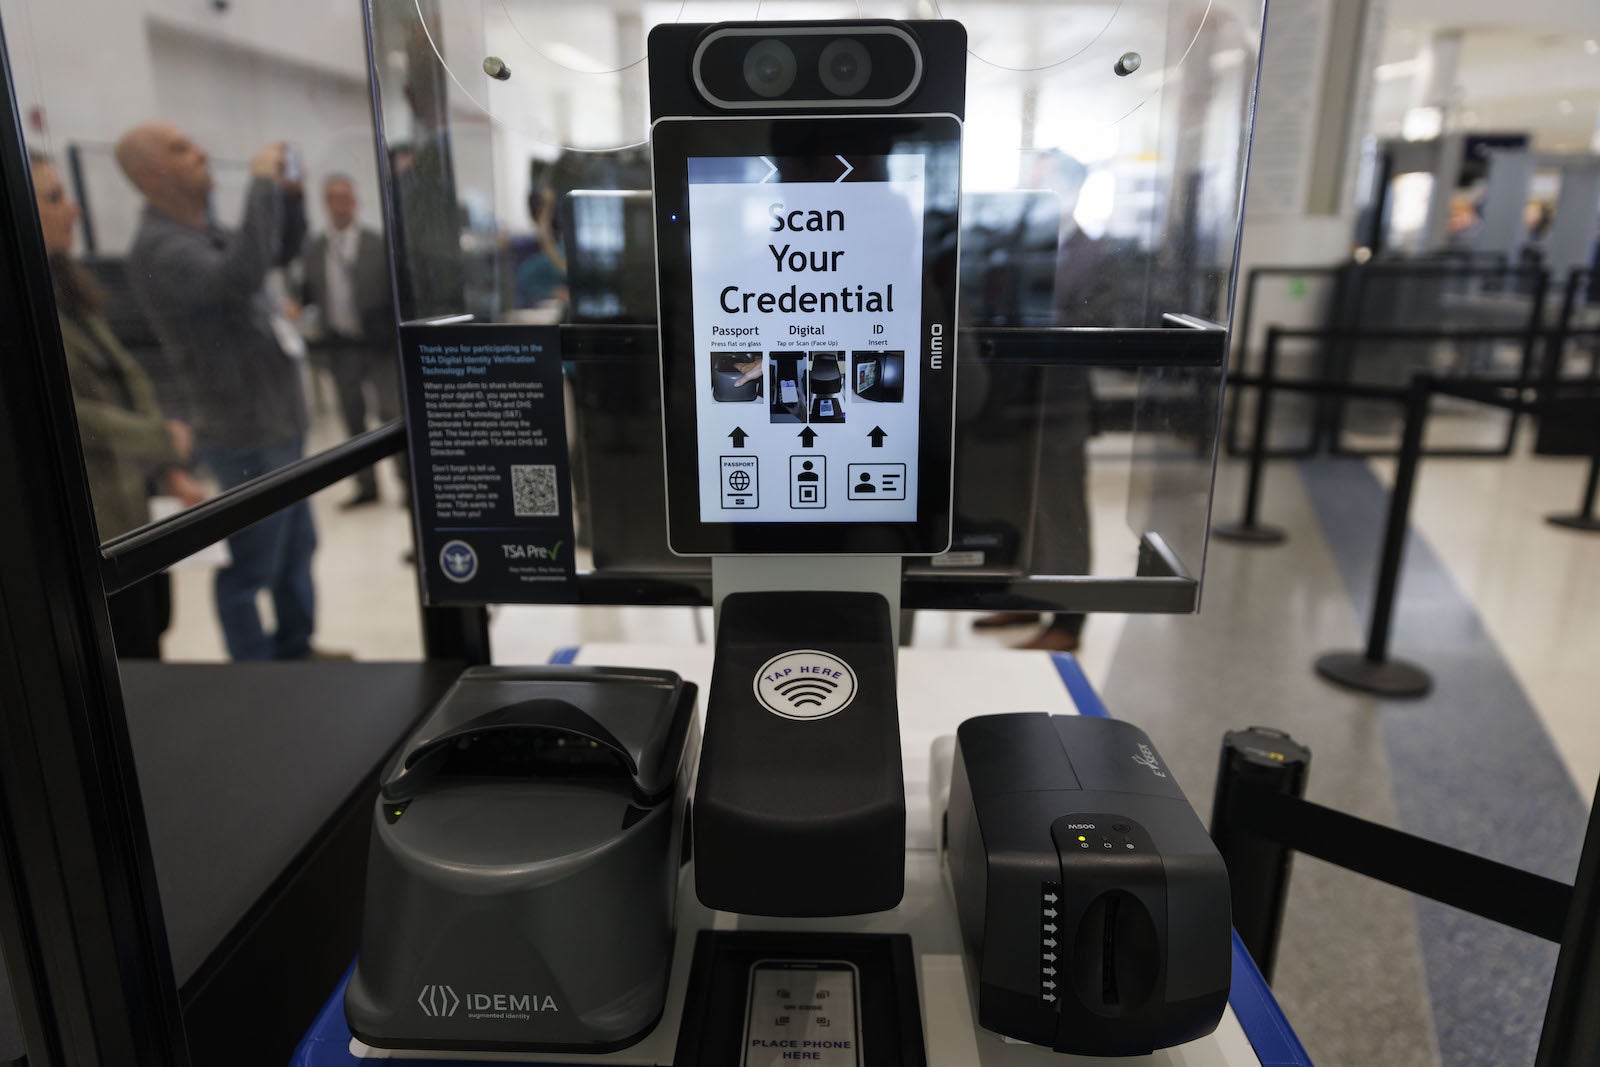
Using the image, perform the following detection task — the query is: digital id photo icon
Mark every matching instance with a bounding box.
[790,455,826,508]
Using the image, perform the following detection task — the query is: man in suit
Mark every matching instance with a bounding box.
[301,173,403,506]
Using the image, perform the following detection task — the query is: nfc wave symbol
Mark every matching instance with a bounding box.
[418,984,460,1017]
[754,649,858,721]
[772,673,842,708]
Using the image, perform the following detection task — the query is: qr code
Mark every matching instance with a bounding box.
[511,464,559,518]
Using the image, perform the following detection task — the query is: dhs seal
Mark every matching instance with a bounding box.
[439,540,479,583]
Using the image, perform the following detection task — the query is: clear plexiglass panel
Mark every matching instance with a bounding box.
[369,0,1261,607]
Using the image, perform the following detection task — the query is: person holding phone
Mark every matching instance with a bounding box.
[117,122,332,662]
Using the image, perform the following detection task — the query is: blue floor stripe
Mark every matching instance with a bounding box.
[1297,457,1586,1067]
[1229,933,1316,1066]
[1049,653,1110,718]
[548,646,579,665]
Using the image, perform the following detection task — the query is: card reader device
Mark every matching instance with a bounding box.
[945,714,1232,1057]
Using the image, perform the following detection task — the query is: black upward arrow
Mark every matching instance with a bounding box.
[798,427,818,448]
[868,425,887,447]
[729,426,749,448]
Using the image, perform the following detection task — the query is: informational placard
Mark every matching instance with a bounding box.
[399,323,576,604]
[688,154,925,526]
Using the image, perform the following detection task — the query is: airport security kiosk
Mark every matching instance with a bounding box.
[332,2,1277,1065]
[649,19,967,919]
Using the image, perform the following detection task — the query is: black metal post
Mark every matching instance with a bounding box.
[1504,267,1551,454]
[1215,328,1288,545]
[1210,726,1311,983]
[0,20,191,1063]
[422,605,492,665]
[1314,375,1435,698]
[1541,270,1582,394]
[65,141,95,256]
[1534,777,1600,1066]
[1224,269,1262,456]
[1546,452,1600,533]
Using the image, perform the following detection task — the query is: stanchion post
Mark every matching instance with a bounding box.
[1546,452,1600,534]
[1314,375,1435,698]
[1534,776,1600,1066]
[1210,727,1311,984]
[1214,328,1288,545]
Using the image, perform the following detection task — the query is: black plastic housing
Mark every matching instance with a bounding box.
[346,666,698,1054]
[648,20,968,121]
[946,713,1231,1057]
[694,591,904,916]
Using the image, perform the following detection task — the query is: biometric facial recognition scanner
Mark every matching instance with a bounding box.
[649,18,966,918]
[345,10,1241,1064]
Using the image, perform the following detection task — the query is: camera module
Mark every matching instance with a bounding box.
[743,39,798,98]
[818,38,872,97]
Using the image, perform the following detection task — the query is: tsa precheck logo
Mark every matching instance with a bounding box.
[440,540,479,583]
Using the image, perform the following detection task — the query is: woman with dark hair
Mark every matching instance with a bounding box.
[29,149,206,657]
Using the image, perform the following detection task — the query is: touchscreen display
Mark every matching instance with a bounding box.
[688,154,926,524]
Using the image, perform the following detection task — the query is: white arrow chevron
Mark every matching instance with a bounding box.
[1042,967,1056,976]
[760,156,778,183]
[1044,893,1058,903]
[444,985,459,1016]
[1043,939,1057,948]
[1042,952,1057,962]
[1043,994,1057,1003]
[835,154,853,182]
[1043,923,1057,934]
[1042,981,1056,990]
[418,986,433,1016]
[1043,909,1057,918]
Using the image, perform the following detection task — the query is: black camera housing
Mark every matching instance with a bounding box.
[648,20,967,120]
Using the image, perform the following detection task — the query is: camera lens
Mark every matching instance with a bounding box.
[818,39,872,97]
[742,39,797,98]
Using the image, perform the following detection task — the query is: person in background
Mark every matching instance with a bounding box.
[515,161,568,310]
[29,149,207,658]
[298,173,404,507]
[971,151,1109,652]
[117,122,328,662]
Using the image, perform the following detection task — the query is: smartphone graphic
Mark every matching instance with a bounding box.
[742,959,861,1067]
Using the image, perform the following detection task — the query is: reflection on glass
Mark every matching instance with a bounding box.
[28,150,204,658]
[7,0,401,660]
[4,0,1259,624]
[359,0,1255,598]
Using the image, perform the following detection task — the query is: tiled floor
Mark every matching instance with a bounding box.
[153,407,1600,1066]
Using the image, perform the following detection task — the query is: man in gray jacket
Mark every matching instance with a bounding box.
[118,122,320,661]
[299,173,402,507]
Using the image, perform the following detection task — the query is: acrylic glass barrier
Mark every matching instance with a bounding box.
[369,0,1262,611]
[1,0,399,553]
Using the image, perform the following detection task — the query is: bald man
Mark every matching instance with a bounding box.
[119,122,323,662]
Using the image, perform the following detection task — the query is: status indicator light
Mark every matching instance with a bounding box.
[1077,836,1086,842]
